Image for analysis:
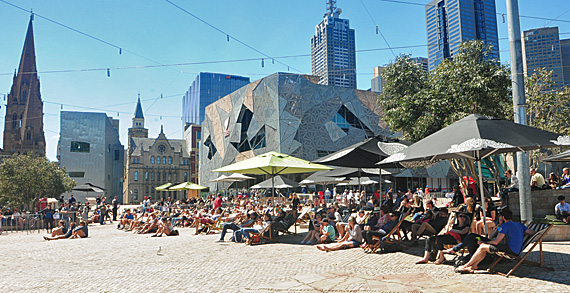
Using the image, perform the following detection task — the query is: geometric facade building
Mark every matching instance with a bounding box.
[182,72,250,128]
[522,27,566,89]
[58,111,124,203]
[199,73,390,189]
[311,0,357,89]
[425,0,499,71]
[123,100,192,204]
[3,16,46,156]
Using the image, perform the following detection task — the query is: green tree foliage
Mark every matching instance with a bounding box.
[526,67,570,136]
[0,154,76,209]
[379,40,512,142]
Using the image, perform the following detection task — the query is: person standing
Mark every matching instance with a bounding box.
[214,193,222,210]
[40,205,54,233]
[60,204,70,228]
[292,193,300,211]
[112,196,119,221]
[68,194,76,206]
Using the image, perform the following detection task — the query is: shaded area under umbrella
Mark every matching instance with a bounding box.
[250,175,299,189]
[213,151,332,206]
[379,114,570,236]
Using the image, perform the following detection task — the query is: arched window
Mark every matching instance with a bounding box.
[133,189,138,201]
[134,171,139,181]
[145,186,149,195]
[145,171,149,181]
[157,157,161,164]
[169,157,172,165]
[163,172,166,182]
[157,172,161,181]
[184,172,188,182]
[151,172,155,181]
[163,157,166,164]
[151,156,155,164]
[12,113,17,129]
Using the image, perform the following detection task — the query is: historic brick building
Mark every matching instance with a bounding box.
[123,99,192,203]
[3,16,46,156]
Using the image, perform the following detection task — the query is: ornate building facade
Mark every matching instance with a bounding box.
[3,17,46,156]
[123,99,192,203]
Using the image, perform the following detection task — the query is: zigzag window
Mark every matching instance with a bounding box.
[204,135,217,160]
[230,105,254,152]
[334,105,374,137]
[250,127,266,150]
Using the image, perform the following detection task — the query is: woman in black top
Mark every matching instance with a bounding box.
[416,212,470,265]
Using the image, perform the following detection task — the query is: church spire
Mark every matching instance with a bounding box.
[18,15,37,77]
[134,96,144,119]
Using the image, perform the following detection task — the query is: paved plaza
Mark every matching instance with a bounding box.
[1,224,570,292]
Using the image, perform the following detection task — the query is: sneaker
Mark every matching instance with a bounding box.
[300,241,306,244]
[216,239,224,242]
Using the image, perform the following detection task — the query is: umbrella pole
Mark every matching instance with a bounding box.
[272,172,275,208]
[477,150,489,237]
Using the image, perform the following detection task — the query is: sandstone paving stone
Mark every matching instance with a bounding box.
[1,224,570,292]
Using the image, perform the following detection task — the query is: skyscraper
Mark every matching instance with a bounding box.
[522,27,565,89]
[425,0,499,71]
[3,16,46,156]
[311,0,357,89]
[182,72,250,128]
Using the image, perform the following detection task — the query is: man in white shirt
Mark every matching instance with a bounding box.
[555,196,570,223]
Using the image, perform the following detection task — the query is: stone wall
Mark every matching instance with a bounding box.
[507,189,570,219]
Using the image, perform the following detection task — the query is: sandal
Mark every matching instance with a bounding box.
[454,268,474,274]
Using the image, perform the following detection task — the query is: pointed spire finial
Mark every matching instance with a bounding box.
[30,9,34,21]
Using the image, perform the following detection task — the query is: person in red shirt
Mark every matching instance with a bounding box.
[214,193,222,210]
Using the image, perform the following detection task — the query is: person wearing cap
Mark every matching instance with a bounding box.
[317,216,363,252]
[555,195,570,223]
[318,217,336,244]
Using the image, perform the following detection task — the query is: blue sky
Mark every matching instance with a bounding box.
[0,0,569,161]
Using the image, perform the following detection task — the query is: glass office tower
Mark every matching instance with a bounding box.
[426,0,499,71]
[311,0,357,89]
[182,72,250,128]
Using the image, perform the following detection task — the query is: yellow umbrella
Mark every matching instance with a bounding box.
[155,182,174,191]
[169,182,208,190]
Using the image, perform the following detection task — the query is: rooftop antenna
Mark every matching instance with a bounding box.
[325,0,337,17]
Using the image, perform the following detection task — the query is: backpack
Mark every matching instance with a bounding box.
[232,230,244,243]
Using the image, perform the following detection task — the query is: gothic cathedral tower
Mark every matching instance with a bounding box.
[3,16,46,156]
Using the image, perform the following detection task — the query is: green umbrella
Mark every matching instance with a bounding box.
[169,182,208,190]
[213,151,332,205]
[155,183,174,191]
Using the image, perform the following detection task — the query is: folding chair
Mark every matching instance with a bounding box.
[369,210,410,253]
[487,222,554,277]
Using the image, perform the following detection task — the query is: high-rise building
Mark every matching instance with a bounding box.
[522,27,565,89]
[182,72,250,128]
[58,111,124,203]
[311,0,357,89]
[412,57,429,73]
[124,99,191,204]
[3,16,46,156]
[425,0,499,71]
[371,66,384,93]
[561,39,570,87]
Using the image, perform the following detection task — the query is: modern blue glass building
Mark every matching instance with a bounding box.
[182,72,250,127]
[426,0,499,71]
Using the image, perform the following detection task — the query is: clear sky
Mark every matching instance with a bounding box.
[1,0,569,161]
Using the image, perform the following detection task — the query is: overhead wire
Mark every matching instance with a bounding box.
[0,0,179,73]
[164,0,303,73]
[359,0,397,57]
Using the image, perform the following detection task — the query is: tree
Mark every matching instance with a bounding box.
[379,40,512,142]
[526,67,570,136]
[0,154,76,210]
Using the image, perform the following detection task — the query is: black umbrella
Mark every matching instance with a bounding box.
[313,135,407,168]
[543,149,570,162]
[313,136,407,192]
[379,114,570,236]
[72,183,105,193]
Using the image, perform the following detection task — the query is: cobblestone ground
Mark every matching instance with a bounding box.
[1,224,569,292]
